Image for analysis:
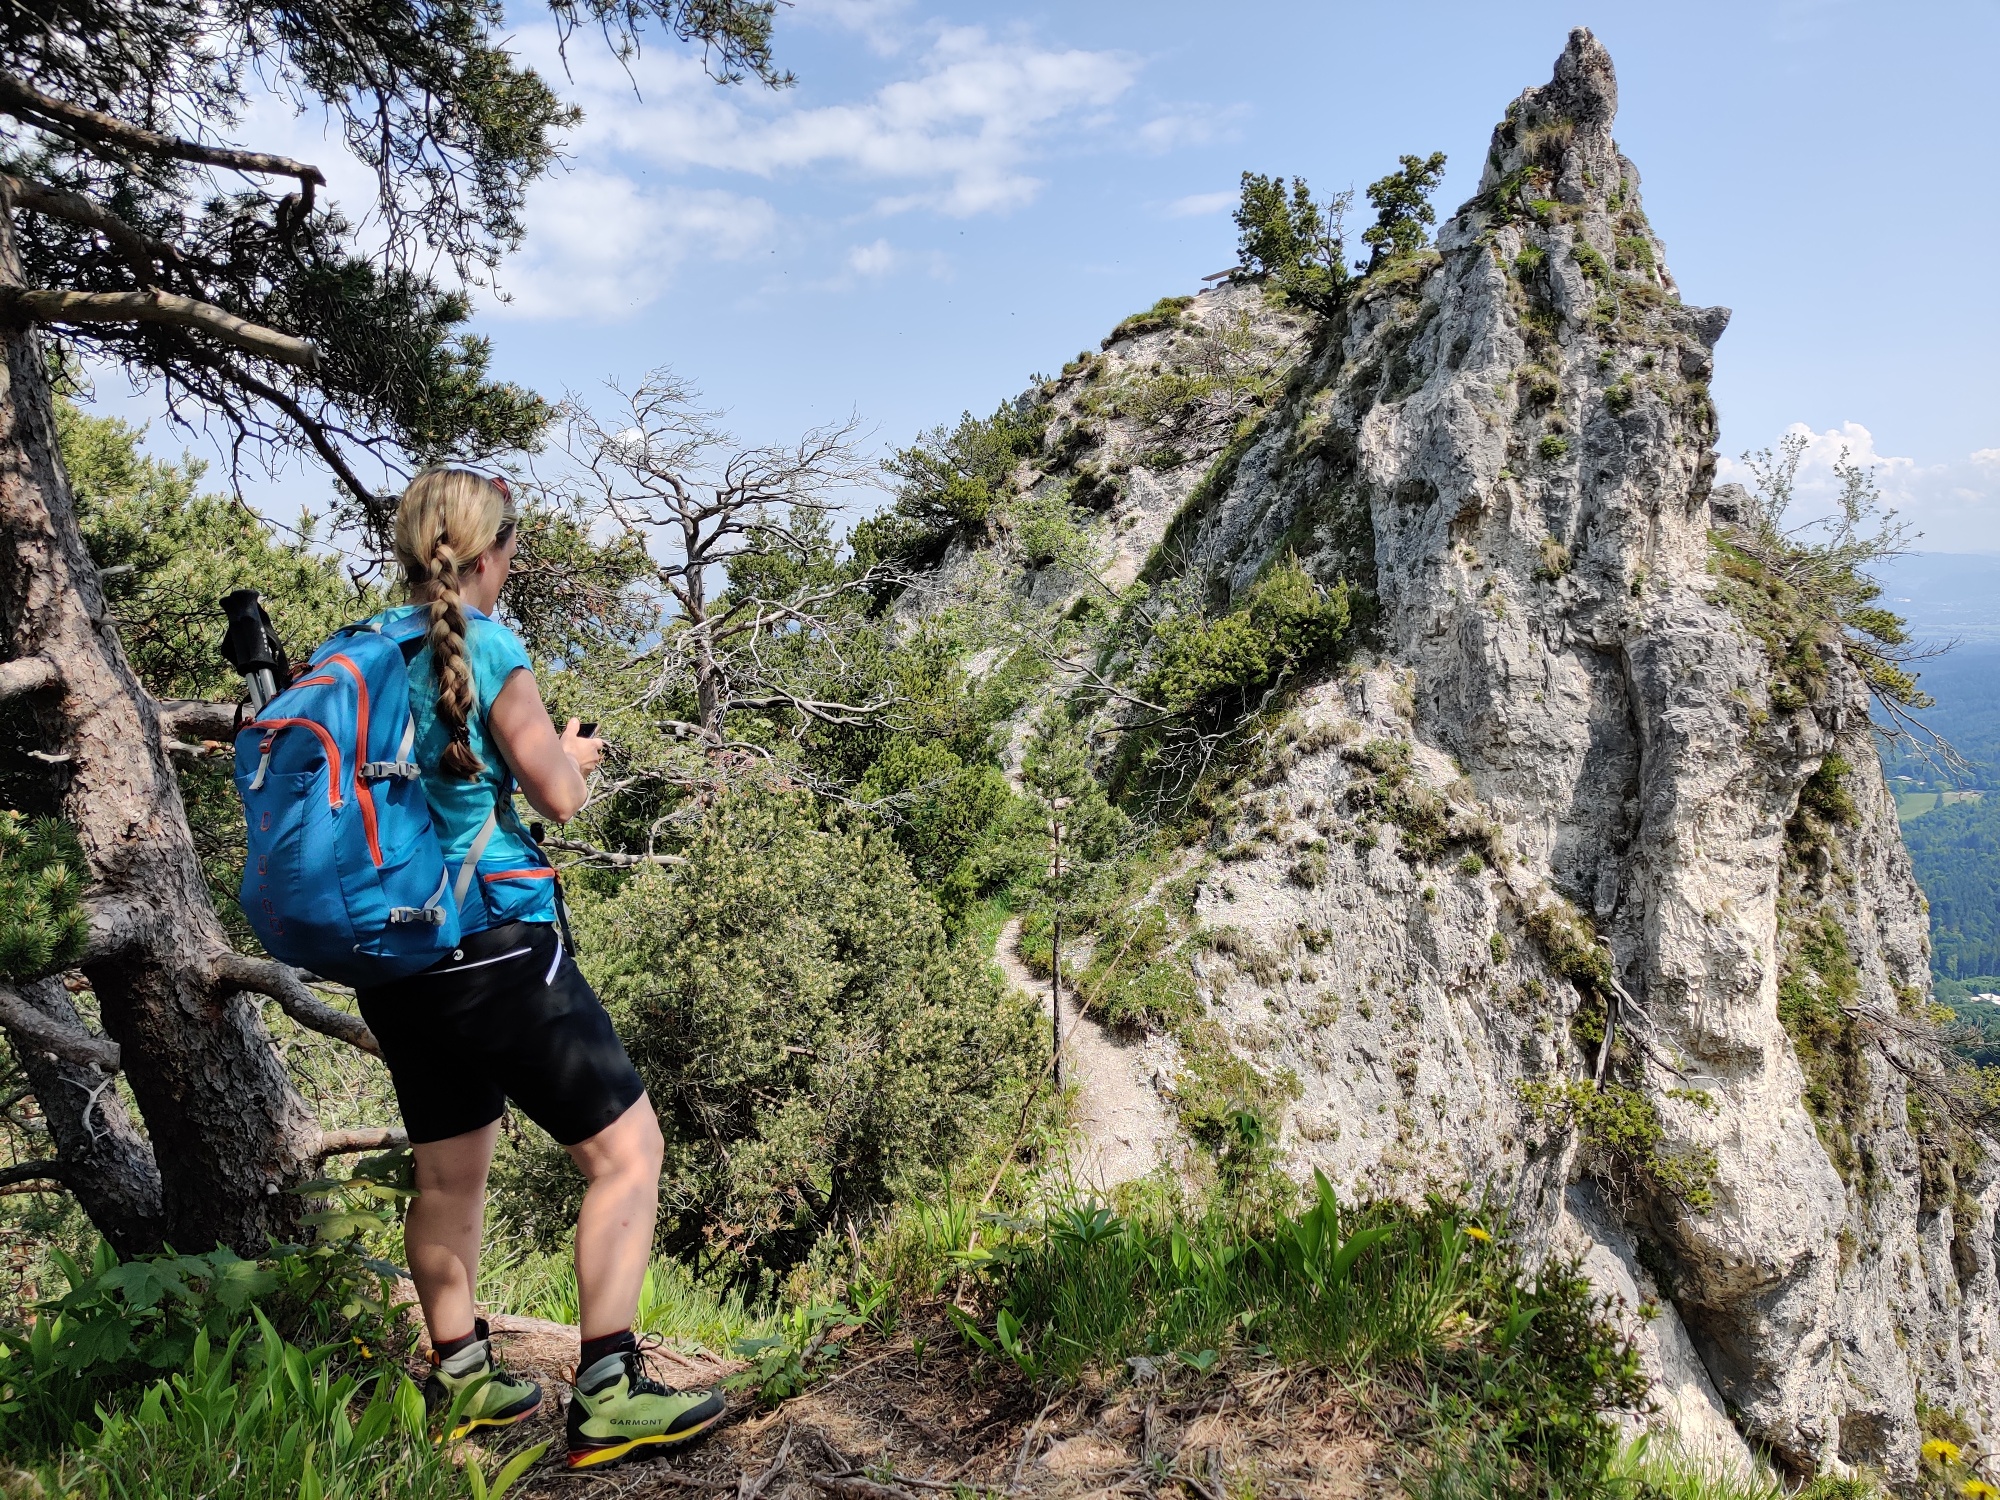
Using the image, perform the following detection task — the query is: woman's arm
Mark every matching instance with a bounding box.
[487,668,603,823]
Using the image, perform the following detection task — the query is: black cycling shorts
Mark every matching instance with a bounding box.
[356,920,646,1146]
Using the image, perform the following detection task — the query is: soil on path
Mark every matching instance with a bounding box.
[451,1308,1380,1500]
[992,917,1180,1192]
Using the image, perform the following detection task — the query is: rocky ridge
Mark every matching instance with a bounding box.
[910,30,1992,1482]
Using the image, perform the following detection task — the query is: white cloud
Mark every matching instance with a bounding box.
[791,0,916,56]
[1136,103,1246,154]
[490,171,777,320]
[828,237,950,289]
[542,25,1140,218]
[1716,421,2000,553]
[1164,189,1237,218]
[847,238,899,275]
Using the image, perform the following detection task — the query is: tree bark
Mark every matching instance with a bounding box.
[0,209,321,1254]
[8,976,162,1255]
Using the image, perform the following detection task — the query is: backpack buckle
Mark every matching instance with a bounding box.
[387,907,448,925]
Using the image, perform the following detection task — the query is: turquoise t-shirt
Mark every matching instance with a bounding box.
[372,604,556,932]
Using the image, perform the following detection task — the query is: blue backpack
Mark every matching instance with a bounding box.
[232,613,493,985]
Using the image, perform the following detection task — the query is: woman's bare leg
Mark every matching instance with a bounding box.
[564,1094,665,1340]
[406,1120,502,1342]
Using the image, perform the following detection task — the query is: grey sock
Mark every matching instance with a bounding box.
[440,1338,491,1378]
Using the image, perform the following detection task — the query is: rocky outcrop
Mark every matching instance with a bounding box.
[916,29,1994,1480]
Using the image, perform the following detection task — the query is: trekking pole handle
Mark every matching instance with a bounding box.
[218,589,292,712]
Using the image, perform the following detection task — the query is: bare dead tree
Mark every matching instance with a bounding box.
[554,373,901,769]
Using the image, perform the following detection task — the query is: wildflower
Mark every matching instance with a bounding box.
[1925,1438,1963,1465]
[1959,1479,1996,1499]
[1463,1226,1491,1243]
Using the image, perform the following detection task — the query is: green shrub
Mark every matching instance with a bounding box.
[1342,739,1451,864]
[1538,434,1570,461]
[1075,903,1199,1030]
[1144,556,1351,715]
[1614,235,1656,275]
[1777,908,1868,1181]
[1571,241,1609,281]
[1522,897,1613,992]
[852,399,1051,570]
[567,789,1041,1274]
[1004,489,1095,572]
[1105,296,1193,345]
[1361,151,1448,267]
[858,737,1015,930]
[1516,1080,1719,1213]
[1711,433,1927,715]
[0,811,88,981]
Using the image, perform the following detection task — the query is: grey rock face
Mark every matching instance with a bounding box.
[912,27,1994,1478]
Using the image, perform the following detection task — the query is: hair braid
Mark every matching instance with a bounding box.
[425,541,484,777]
[392,467,516,781]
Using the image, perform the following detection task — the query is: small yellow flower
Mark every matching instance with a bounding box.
[1959,1480,1996,1499]
[1925,1438,1963,1466]
[1463,1226,1491,1243]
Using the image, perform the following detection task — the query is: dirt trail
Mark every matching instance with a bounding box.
[478,1307,1378,1499]
[994,917,1179,1192]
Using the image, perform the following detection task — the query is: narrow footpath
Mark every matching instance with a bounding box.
[994,917,1179,1192]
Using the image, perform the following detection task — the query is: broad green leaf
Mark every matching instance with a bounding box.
[487,1440,552,1499]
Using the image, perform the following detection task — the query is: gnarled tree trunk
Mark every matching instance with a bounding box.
[0,206,321,1253]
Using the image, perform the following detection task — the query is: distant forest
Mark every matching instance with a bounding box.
[1882,638,2000,1062]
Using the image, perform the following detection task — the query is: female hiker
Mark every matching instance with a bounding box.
[356,467,723,1467]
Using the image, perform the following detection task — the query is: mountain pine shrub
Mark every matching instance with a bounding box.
[0,811,89,982]
[548,789,1040,1274]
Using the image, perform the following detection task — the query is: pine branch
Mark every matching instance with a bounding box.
[81,897,155,963]
[0,72,325,210]
[7,288,319,370]
[226,366,393,523]
[0,172,176,282]
[0,983,121,1071]
[211,953,381,1056]
[0,1159,67,1189]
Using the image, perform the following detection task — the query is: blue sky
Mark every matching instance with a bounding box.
[99,0,2000,548]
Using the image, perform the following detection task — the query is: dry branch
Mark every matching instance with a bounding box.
[156,698,241,741]
[315,1126,407,1157]
[212,952,381,1055]
[813,1478,918,1500]
[8,288,320,369]
[0,72,325,205]
[0,982,120,1070]
[0,654,58,698]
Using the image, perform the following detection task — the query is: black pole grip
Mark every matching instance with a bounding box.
[218,589,292,688]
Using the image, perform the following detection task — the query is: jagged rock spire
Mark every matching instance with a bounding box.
[1475,28,1625,212]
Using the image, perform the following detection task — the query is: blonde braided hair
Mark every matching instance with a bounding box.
[393,468,517,779]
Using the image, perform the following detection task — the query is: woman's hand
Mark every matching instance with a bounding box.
[561,718,605,777]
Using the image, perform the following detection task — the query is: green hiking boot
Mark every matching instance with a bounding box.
[564,1347,725,1469]
[423,1321,544,1438]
